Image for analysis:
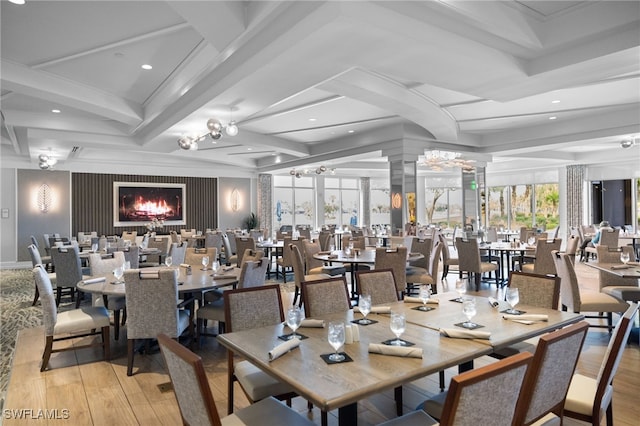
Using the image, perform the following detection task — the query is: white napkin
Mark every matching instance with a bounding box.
[180,263,190,268]
[487,297,500,308]
[300,319,325,328]
[211,274,237,280]
[354,306,391,314]
[403,296,439,304]
[83,277,106,284]
[368,343,423,358]
[268,337,301,361]
[439,328,491,340]
[503,314,548,323]
[223,266,235,272]
[611,264,632,270]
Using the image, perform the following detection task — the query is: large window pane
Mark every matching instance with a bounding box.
[294,188,314,225]
[370,185,390,227]
[273,187,293,228]
[510,184,533,228]
[535,183,559,231]
[341,189,359,226]
[425,188,447,225]
[324,189,340,224]
[488,186,509,228]
[448,189,463,228]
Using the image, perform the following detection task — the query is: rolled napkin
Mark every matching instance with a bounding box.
[299,319,325,328]
[403,296,439,304]
[503,314,548,322]
[268,337,301,361]
[211,274,237,280]
[368,343,423,358]
[83,277,106,284]
[353,306,391,314]
[180,263,190,268]
[611,264,632,270]
[439,328,491,340]
[327,254,338,259]
[223,266,235,272]
[627,261,640,266]
[487,297,500,308]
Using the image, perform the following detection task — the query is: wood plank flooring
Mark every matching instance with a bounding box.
[3,262,639,425]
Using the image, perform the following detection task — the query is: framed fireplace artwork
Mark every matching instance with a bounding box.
[113,182,186,227]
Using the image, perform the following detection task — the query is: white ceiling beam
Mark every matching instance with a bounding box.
[5,111,133,138]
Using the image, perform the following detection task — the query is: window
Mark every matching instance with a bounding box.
[324,178,360,227]
[535,183,560,231]
[487,183,558,230]
[424,187,462,228]
[274,176,315,230]
[370,179,390,227]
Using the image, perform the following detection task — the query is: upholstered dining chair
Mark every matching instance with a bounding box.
[302,239,346,278]
[33,265,110,372]
[455,237,498,291]
[122,244,140,269]
[584,228,620,261]
[379,352,533,426]
[564,233,580,264]
[318,230,333,251]
[234,237,256,267]
[87,252,128,340]
[184,247,217,267]
[439,232,459,280]
[301,276,351,317]
[374,247,408,298]
[168,242,187,265]
[27,244,56,306]
[406,240,442,294]
[553,251,628,331]
[355,268,399,305]
[290,244,330,306]
[520,237,562,275]
[595,245,639,302]
[140,236,168,267]
[50,244,88,307]
[222,233,237,266]
[30,235,52,270]
[275,236,293,282]
[204,232,223,260]
[121,230,137,242]
[157,333,314,426]
[223,285,298,415]
[124,269,191,376]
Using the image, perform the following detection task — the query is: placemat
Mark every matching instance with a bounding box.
[320,352,353,364]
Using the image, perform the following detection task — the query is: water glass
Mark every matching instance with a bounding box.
[455,279,466,302]
[113,265,124,284]
[389,311,406,345]
[286,306,302,340]
[201,255,209,270]
[165,256,173,268]
[211,260,220,275]
[419,285,431,310]
[328,322,345,362]
[620,251,630,265]
[506,288,520,314]
[462,297,477,328]
[358,294,372,324]
[91,243,98,253]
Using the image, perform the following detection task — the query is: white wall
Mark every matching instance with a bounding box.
[0,168,17,264]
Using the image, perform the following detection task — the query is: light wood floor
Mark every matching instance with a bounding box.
[3,262,639,425]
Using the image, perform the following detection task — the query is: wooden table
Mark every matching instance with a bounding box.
[217,296,582,425]
[584,261,640,279]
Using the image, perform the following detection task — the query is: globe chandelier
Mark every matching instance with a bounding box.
[418,150,476,172]
[289,165,335,178]
[177,117,239,151]
[38,150,58,170]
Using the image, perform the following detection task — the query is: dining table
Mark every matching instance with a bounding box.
[256,239,285,278]
[217,293,582,425]
[478,242,536,285]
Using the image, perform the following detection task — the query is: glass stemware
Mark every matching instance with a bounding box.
[91,243,98,253]
[328,321,345,362]
[462,298,477,328]
[165,256,173,268]
[201,255,209,270]
[286,306,302,340]
[505,287,520,314]
[358,294,372,324]
[620,251,630,265]
[113,265,124,284]
[455,279,466,302]
[211,260,220,275]
[389,311,406,345]
[419,284,432,311]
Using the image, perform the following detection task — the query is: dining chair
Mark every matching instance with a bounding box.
[595,246,640,304]
[519,227,537,243]
[87,251,127,340]
[455,237,498,291]
[33,265,110,372]
[355,269,400,305]
[380,352,533,426]
[27,243,56,306]
[439,232,459,280]
[553,251,628,331]
[124,269,191,376]
[122,244,140,269]
[276,236,294,282]
[223,285,298,415]
[561,304,638,426]
[406,239,443,293]
[204,232,223,260]
[157,333,314,426]
[234,237,256,267]
[302,239,346,278]
[221,233,237,266]
[168,242,188,265]
[184,247,217,266]
[290,244,330,306]
[565,233,580,264]
[585,228,620,261]
[374,247,408,298]
[121,230,137,242]
[140,236,168,267]
[30,235,52,270]
[301,276,351,317]
[50,244,88,307]
[318,231,333,251]
[520,237,562,275]
[170,230,180,244]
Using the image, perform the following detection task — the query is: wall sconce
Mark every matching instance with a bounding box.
[37,184,53,213]
[230,188,240,212]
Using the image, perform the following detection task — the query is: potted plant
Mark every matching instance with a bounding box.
[244,212,259,230]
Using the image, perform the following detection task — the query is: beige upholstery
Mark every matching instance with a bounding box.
[318,231,333,251]
[521,238,562,275]
[585,228,619,259]
[301,277,351,318]
[374,247,408,296]
[455,237,498,291]
[234,237,256,267]
[290,244,330,306]
[33,265,110,372]
[184,247,217,266]
[553,251,628,331]
[121,230,137,242]
[303,239,346,277]
[124,269,190,376]
[222,233,237,265]
[407,241,442,289]
[276,236,294,282]
[595,246,639,301]
[223,285,297,414]
[356,269,400,305]
[439,232,459,279]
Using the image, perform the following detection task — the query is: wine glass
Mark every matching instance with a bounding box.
[211,260,220,275]
[528,236,536,246]
[358,294,372,324]
[620,251,630,265]
[164,256,173,268]
[201,255,209,271]
[113,265,124,284]
[327,321,345,362]
[506,287,520,314]
[462,298,477,328]
[389,311,406,345]
[419,284,432,311]
[455,279,466,302]
[286,306,302,340]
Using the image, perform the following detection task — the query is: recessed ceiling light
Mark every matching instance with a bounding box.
[51,109,61,113]
[247,147,253,151]
[8,0,25,4]
[551,100,561,104]
[549,116,557,120]
[347,130,355,133]
[141,64,153,70]
[309,118,317,122]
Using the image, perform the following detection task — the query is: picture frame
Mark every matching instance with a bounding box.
[113,182,186,227]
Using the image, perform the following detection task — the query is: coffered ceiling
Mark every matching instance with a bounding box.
[1,1,639,177]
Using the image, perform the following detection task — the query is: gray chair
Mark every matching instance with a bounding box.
[455,237,498,291]
[439,232,459,280]
[27,243,56,306]
[30,235,52,269]
[222,233,237,266]
[234,237,256,267]
[355,269,399,305]
[521,237,562,275]
[140,236,168,267]
[124,269,191,376]
[157,334,314,426]
[595,245,640,302]
[301,276,351,318]
[302,239,346,277]
[204,232,223,260]
[290,244,330,306]
[168,242,187,265]
[184,247,217,267]
[33,265,110,372]
[374,247,408,298]
[87,252,127,340]
[50,244,88,307]
[276,236,294,282]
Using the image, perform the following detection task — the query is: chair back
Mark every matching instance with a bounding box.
[33,265,57,336]
[516,321,589,425]
[235,237,256,267]
[122,245,140,269]
[531,238,562,275]
[553,251,581,312]
[227,232,238,254]
[429,242,443,283]
[319,231,333,251]
[290,244,307,293]
[180,228,196,239]
[343,235,365,250]
[439,232,454,263]
[239,249,266,268]
[303,239,324,271]
[455,237,482,273]
[50,245,83,288]
[43,233,52,250]
[157,334,223,426]
[595,245,638,289]
[519,227,537,243]
[170,230,179,244]
[302,277,351,318]
[168,242,187,265]
[289,237,307,270]
[599,229,619,247]
[238,259,269,289]
[409,238,432,270]
[184,247,217,266]
[390,236,414,250]
[88,251,125,276]
[27,244,43,267]
[485,227,498,243]
[121,231,137,242]
[205,232,223,257]
[223,285,284,333]
[279,236,294,268]
[297,227,311,240]
[355,269,399,304]
[438,352,533,426]
[507,271,560,309]
[565,234,580,259]
[374,247,408,295]
[124,269,182,339]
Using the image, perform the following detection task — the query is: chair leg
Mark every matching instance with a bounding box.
[32,283,40,306]
[439,370,445,392]
[75,290,82,309]
[606,402,613,426]
[113,309,120,341]
[394,385,403,416]
[56,287,62,307]
[293,286,300,306]
[40,336,53,372]
[127,339,135,376]
[121,307,127,325]
[102,326,111,361]
[227,375,235,415]
[321,410,328,426]
[442,265,448,280]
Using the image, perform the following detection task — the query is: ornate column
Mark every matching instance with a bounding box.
[360,177,370,228]
[566,165,586,229]
[257,174,272,236]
